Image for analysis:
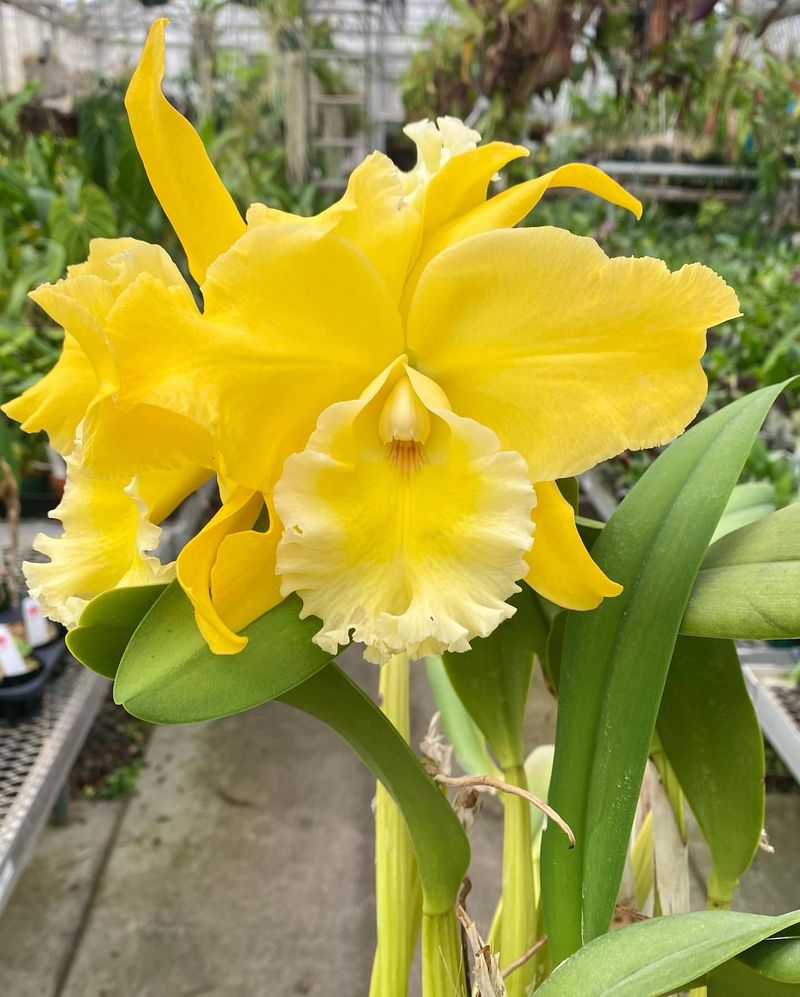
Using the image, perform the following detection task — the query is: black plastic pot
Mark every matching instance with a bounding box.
[0,606,68,720]
[0,640,66,720]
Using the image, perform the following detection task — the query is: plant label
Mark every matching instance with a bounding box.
[22,597,50,647]
[0,625,28,677]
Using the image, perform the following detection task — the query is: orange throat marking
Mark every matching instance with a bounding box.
[386,439,427,476]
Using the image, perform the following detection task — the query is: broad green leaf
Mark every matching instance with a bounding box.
[442,586,540,769]
[739,933,800,982]
[67,584,167,679]
[115,582,331,723]
[535,909,800,997]
[712,480,777,542]
[279,663,470,916]
[682,505,800,640]
[541,381,792,965]
[709,957,800,995]
[657,636,764,907]
[425,655,499,777]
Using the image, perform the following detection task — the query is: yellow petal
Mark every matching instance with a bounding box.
[25,453,177,629]
[248,152,419,303]
[104,224,404,491]
[81,394,217,480]
[525,481,621,610]
[210,523,283,637]
[273,363,534,664]
[407,226,741,483]
[176,486,267,654]
[3,238,189,456]
[29,277,118,392]
[2,333,95,454]
[138,465,212,525]
[401,116,482,197]
[125,19,245,283]
[403,163,642,310]
[421,141,528,236]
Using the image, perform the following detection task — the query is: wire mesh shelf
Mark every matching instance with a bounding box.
[0,659,108,912]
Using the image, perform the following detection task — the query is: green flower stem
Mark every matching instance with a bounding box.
[421,910,467,997]
[499,763,537,997]
[707,872,736,911]
[369,653,422,997]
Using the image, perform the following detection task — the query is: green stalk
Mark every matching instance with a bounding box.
[369,653,422,997]
[422,910,467,997]
[499,763,537,997]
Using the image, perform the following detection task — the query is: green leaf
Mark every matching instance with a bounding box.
[425,655,499,777]
[709,955,800,995]
[576,515,604,549]
[535,909,800,997]
[712,480,777,542]
[542,610,566,693]
[657,636,764,906]
[557,476,580,512]
[541,381,793,965]
[67,584,168,679]
[442,586,541,769]
[48,183,115,263]
[114,582,332,723]
[682,504,800,640]
[738,934,800,982]
[279,663,470,915]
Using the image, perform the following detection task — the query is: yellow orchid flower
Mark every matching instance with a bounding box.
[3,237,212,618]
[2,19,741,666]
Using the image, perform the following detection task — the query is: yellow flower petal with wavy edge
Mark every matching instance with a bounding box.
[29,278,118,393]
[24,452,177,629]
[125,19,245,283]
[402,163,642,311]
[525,481,621,609]
[407,226,741,484]
[248,153,419,302]
[176,486,265,653]
[2,334,95,454]
[3,238,188,456]
[103,225,404,490]
[274,361,534,664]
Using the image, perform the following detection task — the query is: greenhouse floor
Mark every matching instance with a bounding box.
[0,656,798,997]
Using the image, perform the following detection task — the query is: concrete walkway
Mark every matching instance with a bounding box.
[0,657,798,997]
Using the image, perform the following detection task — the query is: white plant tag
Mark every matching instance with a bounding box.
[22,597,50,647]
[0,625,28,677]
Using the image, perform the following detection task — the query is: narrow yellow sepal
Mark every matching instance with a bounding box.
[525,481,622,610]
[125,19,245,283]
